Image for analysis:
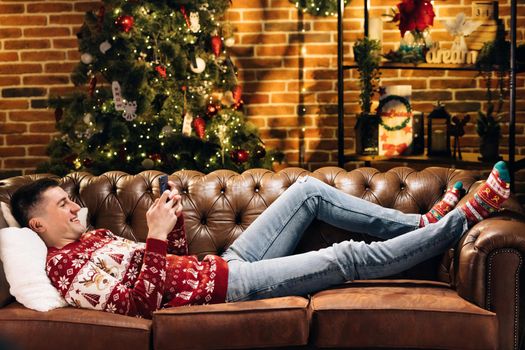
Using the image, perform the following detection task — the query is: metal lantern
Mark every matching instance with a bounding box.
[427,103,451,156]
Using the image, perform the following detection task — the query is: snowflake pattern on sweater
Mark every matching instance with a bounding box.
[46,215,228,319]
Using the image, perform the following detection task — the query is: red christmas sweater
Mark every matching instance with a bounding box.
[46,216,228,319]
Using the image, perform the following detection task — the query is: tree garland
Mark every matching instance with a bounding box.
[376,95,412,131]
[289,0,351,16]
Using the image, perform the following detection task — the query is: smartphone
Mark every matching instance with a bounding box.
[158,175,169,195]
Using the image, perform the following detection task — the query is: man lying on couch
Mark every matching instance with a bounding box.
[9,162,511,319]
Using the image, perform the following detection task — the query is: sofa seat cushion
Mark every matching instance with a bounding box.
[311,280,497,350]
[0,302,151,350]
[153,296,310,350]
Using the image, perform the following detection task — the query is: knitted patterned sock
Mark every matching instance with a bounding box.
[459,161,511,227]
[419,181,463,227]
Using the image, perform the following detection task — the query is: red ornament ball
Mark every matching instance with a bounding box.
[231,149,249,163]
[83,158,94,167]
[115,15,134,33]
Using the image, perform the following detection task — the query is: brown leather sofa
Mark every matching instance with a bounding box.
[0,166,523,350]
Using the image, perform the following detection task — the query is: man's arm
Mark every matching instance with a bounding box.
[47,237,167,319]
[166,214,189,255]
[160,180,188,255]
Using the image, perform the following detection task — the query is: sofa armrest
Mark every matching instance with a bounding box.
[454,211,525,350]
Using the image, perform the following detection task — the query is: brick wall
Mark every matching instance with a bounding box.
[0,0,524,200]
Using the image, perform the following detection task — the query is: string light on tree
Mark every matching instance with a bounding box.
[41,0,280,176]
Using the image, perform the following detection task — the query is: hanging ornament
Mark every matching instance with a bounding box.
[83,113,93,125]
[211,35,223,57]
[122,101,138,121]
[232,85,244,110]
[253,144,266,159]
[115,15,134,33]
[88,76,97,97]
[161,125,174,136]
[189,12,201,33]
[182,111,194,136]
[206,103,220,117]
[224,37,235,47]
[141,158,154,169]
[155,65,167,79]
[221,91,235,106]
[111,81,124,110]
[180,6,191,28]
[233,85,243,103]
[231,149,249,163]
[54,107,63,123]
[190,57,206,73]
[192,116,206,139]
[80,53,93,64]
[99,40,111,54]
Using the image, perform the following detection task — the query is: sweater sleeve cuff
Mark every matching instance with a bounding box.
[145,238,168,255]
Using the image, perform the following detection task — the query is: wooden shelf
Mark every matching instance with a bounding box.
[344,152,525,169]
[343,61,525,72]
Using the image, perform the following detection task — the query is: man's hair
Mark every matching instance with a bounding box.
[10,178,60,228]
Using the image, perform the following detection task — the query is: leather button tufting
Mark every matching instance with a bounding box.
[220,189,225,194]
[200,217,207,225]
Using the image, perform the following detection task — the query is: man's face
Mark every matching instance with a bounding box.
[31,186,85,248]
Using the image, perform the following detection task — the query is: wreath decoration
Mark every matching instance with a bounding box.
[376,95,412,131]
[289,0,351,16]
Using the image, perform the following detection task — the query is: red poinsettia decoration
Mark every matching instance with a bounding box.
[392,0,435,37]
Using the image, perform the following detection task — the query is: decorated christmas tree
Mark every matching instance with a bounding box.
[40,0,278,176]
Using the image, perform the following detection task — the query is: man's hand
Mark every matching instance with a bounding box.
[146,182,183,241]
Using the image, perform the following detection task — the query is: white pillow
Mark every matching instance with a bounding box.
[0,202,20,228]
[0,227,67,311]
[0,202,88,229]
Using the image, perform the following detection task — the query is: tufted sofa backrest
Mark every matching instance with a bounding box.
[0,166,488,252]
[1,166,523,306]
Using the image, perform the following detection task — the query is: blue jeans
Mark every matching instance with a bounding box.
[221,176,468,302]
